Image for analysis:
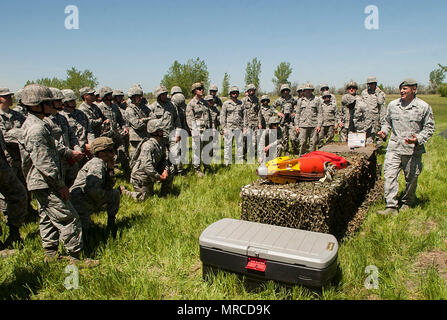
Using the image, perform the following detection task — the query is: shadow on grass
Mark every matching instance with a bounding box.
[0,265,46,300]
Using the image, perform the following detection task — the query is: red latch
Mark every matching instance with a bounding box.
[246,258,267,272]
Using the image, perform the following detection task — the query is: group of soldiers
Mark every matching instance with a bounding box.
[0,75,435,263]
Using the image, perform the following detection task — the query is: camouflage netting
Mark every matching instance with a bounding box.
[240,144,383,239]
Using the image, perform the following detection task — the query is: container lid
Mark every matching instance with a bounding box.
[199,218,338,269]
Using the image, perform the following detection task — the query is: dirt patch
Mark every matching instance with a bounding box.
[414,249,447,278]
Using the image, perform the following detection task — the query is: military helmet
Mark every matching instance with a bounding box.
[171,93,186,105]
[0,88,14,96]
[204,95,214,101]
[322,90,331,98]
[229,86,239,94]
[260,95,270,102]
[15,88,23,102]
[399,78,417,88]
[112,89,124,97]
[302,82,314,90]
[61,89,77,103]
[209,84,218,92]
[21,84,56,106]
[91,137,115,155]
[128,86,143,97]
[49,87,64,101]
[98,86,113,99]
[79,87,96,98]
[154,85,168,99]
[346,81,358,90]
[245,84,256,92]
[170,86,182,95]
[191,82,204,93]
[280,84,291,92]
[147,119,164,134]
[320,83,329,90]
[296,85,304,92]
[366,76,377,84]
[268,115,281,125]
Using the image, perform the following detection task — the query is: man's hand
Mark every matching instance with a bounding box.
[405,134,418,145]
[295,127,300,134]
[278,112,285,118]
[71,150,85,162]
[264,146,271,153]
[175,134,181,142]
[316,126,321,133]
[159,170,168,181]
[58,186,70,202]
[377,130,387,139]
[339,122,344,128]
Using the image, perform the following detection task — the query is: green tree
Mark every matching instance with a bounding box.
[272,62,293,93]
[25,77,65,89]
[429,66,446,93]
[244,58,261,91]
[161,58,210,98]
[222,72,230,97]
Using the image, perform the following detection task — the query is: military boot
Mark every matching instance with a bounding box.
[69,251,100,269]
[377,207,398,216]
[106,215,118,238]
[4,225,23,248]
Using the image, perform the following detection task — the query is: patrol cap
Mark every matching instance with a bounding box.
[91,137,115,155]
[98,86,113,99]
[209,84,218,92]
[322,90,331,98]
[346,81,358,89]
[280,84,291,92]
[49,87,64,101]
[366,76,377,84]
[61,89,77,103]
[112,89,125,97]
[0,88,14,96]
[191,82,204,93]
[127,86,143,97]
[302,82,315,90]
[79,87,96,97]
[245,84,256,92]
[260,95,270,102]
[204,95,214,101]
[399,78,417,88]
[21,84,56,106]
[268,115,281,125]
[170,86,182,95]
[154,85,168,99]
[147,118,164,134]
[229,86,239,94]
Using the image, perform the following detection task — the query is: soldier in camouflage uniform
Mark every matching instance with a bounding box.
[258,115,286,164]
[19,84,87,263]
[13,88,27,118]
[121,119,174,201]
[113,89,127,111]
[170,86,189,175]
[295,85,304,105]
[186,82,212,176]
[318,90,337,148]
[123,86,150,160]
[361,76,386,148]
[209,84,223,110]
[377,79,435,215]
[338,81,372,143]
[242,84,260,162]
[273,84,296,154]
[78,87,106,139]
[148,85,182,174]
[294,83,323,156]
[70,137,120,236]
[258,95,283,130]
[204,95,220,168]
[220,86,244,166]
[319,83,337,106]
[96,87,131,180]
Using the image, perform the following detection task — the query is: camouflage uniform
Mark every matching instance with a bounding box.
[294,90,323,156]
[186,96,212,172]
[209,84,223,110]
[380,81,435,209]
[78,101,105,140]
[242,85,260,161]
[258,96,280,129]
[0,107,26,174]
[318,91,337,148]
[220,87,244,165]
[20,85,82,256]
[258,116,286,163]
[170,86,189,134]
[124,101,150,160]
[338,94,372,143]
[272,86,296,153]
[13,89,28,118]
[361,78,386,147]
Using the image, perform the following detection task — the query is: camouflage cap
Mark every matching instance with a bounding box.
[245,84,256,92]
[171,93,185,105]
[320,84,329,90]
[147,118,163,134]
[260,95,270,102]
[268,115,281,125]
[79,87,96,97]
[170,86,182,95]
[399,78,417,88]
[209,84,218,92]
[204,95,214,101]
[346,81,358,89]
[0,87,14,96]
[98,86,113,99]
[61,89,77,103]
[128,86,143,97]
[280,84,291,92]
[49,87,64,101]
[21,84,56,106]
[229,86,239,94]
[91,137,115,155]
[112,89,124,97]
[154,85,168,99]
[366,76,377,84]
[322,90,331,98]
[296,85,304,92]
[191,82,204,93]
[302,82,315,90]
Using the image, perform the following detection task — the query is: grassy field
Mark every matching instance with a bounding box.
[1,94,447,300]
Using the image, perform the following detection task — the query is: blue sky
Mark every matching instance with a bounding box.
[1,0,446,93]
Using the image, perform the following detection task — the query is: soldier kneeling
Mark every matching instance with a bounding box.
[121,119,174,201]
[70,137,120,237]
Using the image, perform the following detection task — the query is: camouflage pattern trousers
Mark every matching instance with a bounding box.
[0,167,27,227]
[298,127,318,156]
[318,125,335,148]
[383,152,423,209]
[33,189,83,254]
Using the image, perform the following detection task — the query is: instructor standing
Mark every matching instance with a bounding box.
[377,79,435,215]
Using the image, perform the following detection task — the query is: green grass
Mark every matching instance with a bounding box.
[1,94,447,300]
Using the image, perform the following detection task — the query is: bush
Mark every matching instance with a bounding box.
[438,83,447,97]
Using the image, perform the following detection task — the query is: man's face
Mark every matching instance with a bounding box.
[194,87,204,98]
[368,83,377,92]
[84,93,96,104]
[323,96,331,103]
[247,89,255,96]
[114,95,124,104]
[43,101,57,115]
[0,94,13,109]
[206,100,214,107]
[132,95,143,105]
[210,90,217,96]
[230,92,239,100]
[159,92,168,102]
[103,93,113,105]
[297,90,303,98]
[281,89,290,98]
[347,87,357,96]
[65,100,77,109]
[400,85,416,101]
[321,87,329,93]
[53,100,63,110]
[261,100,269,106]
[303,89,313,98]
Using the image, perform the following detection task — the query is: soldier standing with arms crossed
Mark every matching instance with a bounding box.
[361,76,386,148]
